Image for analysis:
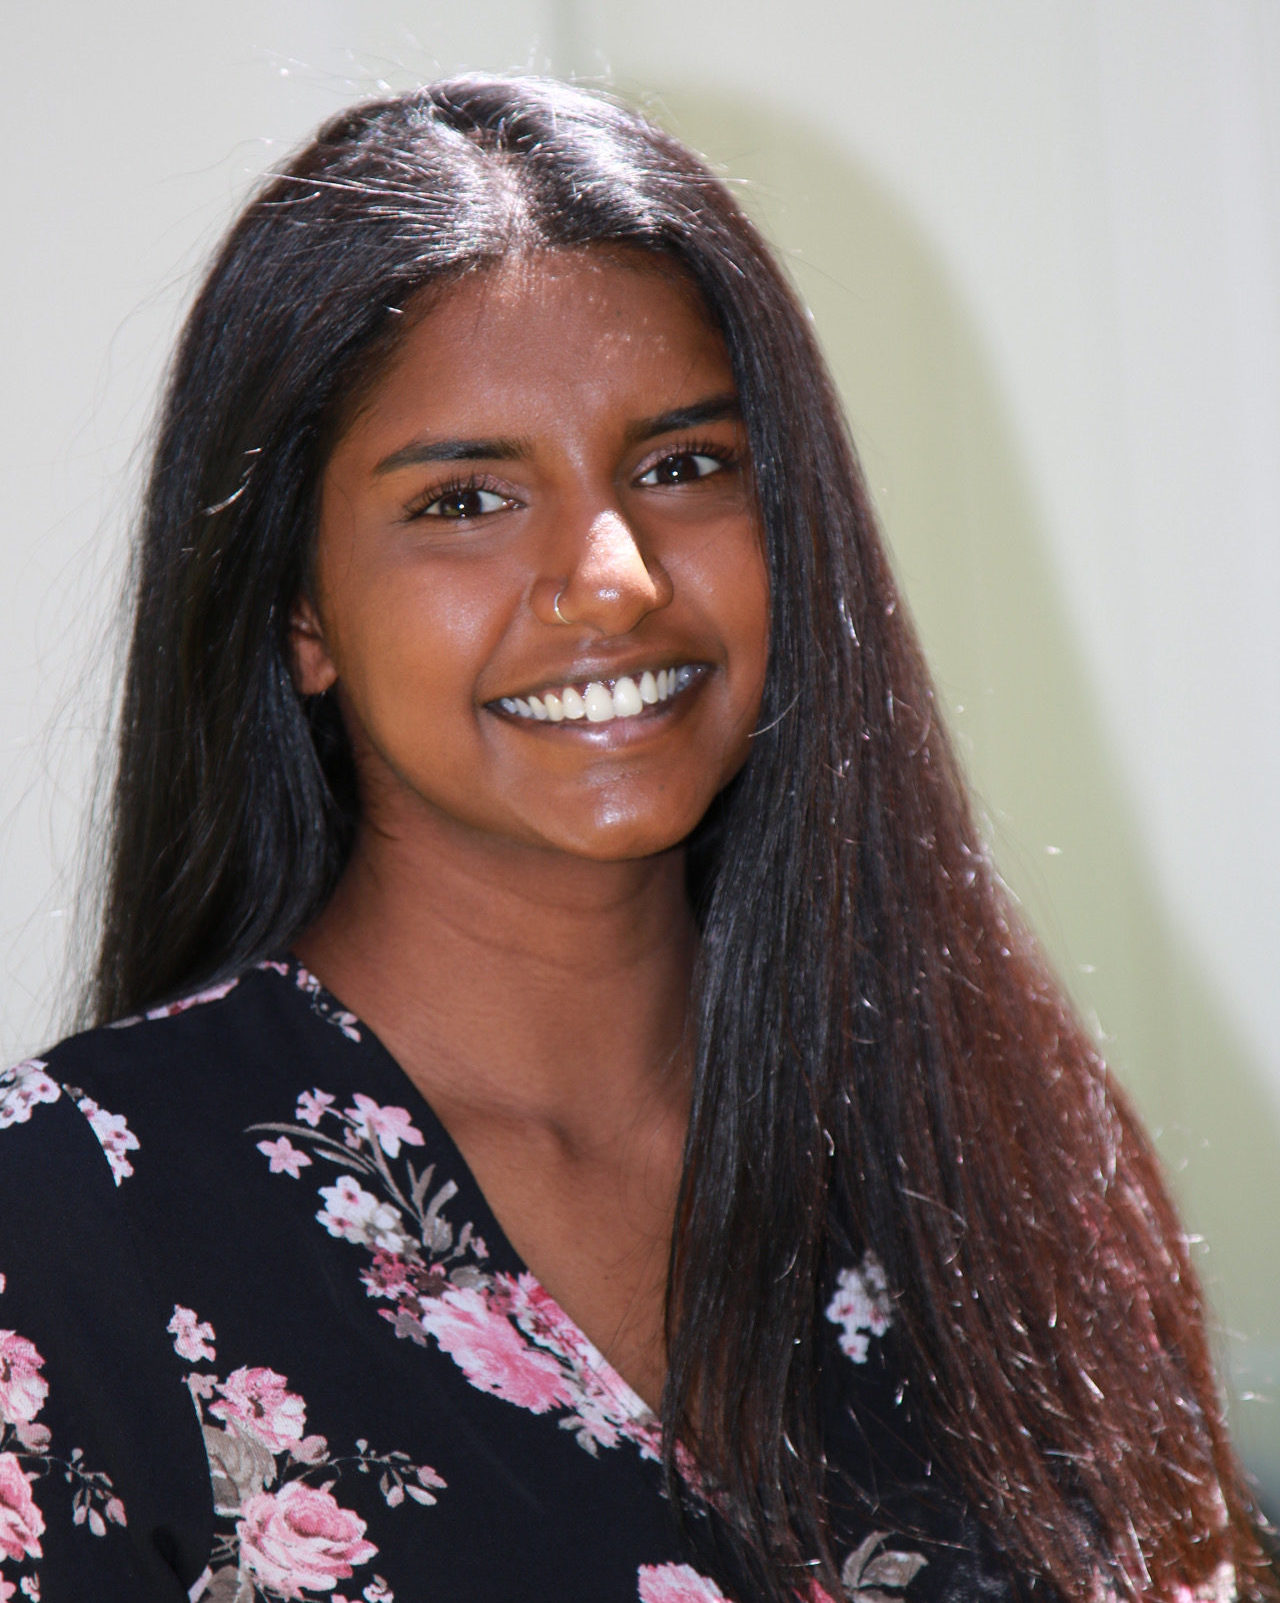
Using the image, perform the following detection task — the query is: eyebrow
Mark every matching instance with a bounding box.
[371,392,742,477]
[373,435,528,475]
[624,393,741,444]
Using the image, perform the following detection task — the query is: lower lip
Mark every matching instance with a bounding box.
[486,669,709,746]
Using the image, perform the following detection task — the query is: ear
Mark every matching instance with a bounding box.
[288,595,339,696]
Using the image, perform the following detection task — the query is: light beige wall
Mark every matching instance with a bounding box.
[574,0,1280,1488]
[4,0,1278,1495]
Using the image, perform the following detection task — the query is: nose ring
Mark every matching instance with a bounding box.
[552,588,569,625]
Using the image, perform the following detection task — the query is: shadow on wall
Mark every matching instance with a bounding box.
[646,84,1280,1502]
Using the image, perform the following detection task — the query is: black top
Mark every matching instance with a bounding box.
[0,958,1048,1602]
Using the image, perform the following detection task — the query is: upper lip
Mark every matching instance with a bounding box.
[485,651,709,704]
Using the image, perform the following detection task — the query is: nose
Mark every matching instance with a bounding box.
[541,506,673,634]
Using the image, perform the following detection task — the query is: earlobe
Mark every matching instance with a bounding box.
[288,597,339,696]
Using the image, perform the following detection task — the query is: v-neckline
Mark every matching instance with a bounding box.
[274,954,661,1431]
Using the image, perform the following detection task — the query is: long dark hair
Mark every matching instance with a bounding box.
[91,77,1271,1600]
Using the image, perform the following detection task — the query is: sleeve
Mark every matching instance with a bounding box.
[0,1062,214,1601]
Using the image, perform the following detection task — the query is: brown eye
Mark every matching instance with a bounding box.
[421,486,509,519]
[637,451,723,486]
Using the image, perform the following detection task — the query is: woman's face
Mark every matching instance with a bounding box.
[293,248,770,865]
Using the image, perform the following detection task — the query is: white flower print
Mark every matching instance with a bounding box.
[316,1177,409,1254]
[172,1310,442,1602]
[356,1582,394,1602]
[109,978,243,1029]
[73,1096,139,1186]
[344,1096,424,1161]
[284,965,361,1041]
[295,1090,335,1129]
[827,1531,929,1602]
[0,1065,60,1132]
[0,1063,138,1188]
[168,1307,217,1364]
[637,1563,731,1602]
[825,1253,892,1363]
[256,1138,312,1178]
[326,1584,396,1603]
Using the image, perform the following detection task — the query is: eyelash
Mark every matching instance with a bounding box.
[636,437,740,482]
[401,437,741,522]
[402,475,513,523]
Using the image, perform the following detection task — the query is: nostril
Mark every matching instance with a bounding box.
[553,511,673,631]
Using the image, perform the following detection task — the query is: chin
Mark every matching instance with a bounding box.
[545,807,705,864]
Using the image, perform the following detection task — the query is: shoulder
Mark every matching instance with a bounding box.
[0,962,357,1227]
[35,961,297,1085]
[9,960,363,1133]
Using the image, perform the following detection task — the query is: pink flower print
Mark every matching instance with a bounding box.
[343,1095,424,1160]
[257,1136,313,1177]
[637,1563,731,1602]
[825,1252,892,1363]
[502,1273,656,1454]
[75,1096,139,1185]
[416,1285,576,1414]
[0,1454,44,1563]
[210,1367,306,1453]
[167,1305,216,1364]
[237,1481,377,1600]
[0,1332,47,1426]
[359,1251,411,1301]
[317,1177,407,1252]
[143,978,241,1019]
[0,1062,61,1130]
[505,1274,587,1361]
[13,1424,50,1455]
[296,1089,335,1128]
[0,1579,14,1601]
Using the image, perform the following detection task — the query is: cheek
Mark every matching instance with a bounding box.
[319,597,461,778]
[326,568,490,704]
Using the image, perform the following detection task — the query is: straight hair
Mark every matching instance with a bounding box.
[91,77,1273,1601]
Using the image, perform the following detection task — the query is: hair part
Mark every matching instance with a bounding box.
[91,76,1275,1601]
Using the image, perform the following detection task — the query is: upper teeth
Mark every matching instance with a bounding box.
[498,666,697,724]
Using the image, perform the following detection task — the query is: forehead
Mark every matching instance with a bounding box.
[344,248,732,434]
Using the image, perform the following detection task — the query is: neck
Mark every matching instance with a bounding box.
[294,816,697,1144]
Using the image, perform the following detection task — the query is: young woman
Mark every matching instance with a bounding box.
[0,76,1270,1603]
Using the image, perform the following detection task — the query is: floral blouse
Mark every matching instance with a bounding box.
[0,958,1076,1602]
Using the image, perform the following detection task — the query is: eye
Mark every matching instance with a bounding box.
[414,483,512,520]
[636,450,726,487]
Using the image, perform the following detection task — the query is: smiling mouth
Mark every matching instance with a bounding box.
[493,666,703,726]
